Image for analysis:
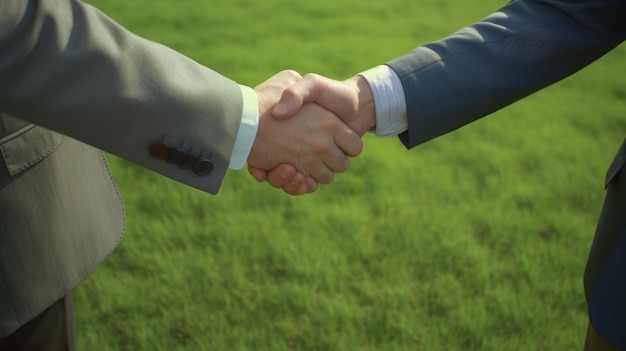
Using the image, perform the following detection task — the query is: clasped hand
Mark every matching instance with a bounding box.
[247,70,376,195]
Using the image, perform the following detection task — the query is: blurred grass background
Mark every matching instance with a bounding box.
[76,0,626,350]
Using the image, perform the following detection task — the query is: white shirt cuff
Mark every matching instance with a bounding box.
[229,85,259,170]
[358,65,408,137]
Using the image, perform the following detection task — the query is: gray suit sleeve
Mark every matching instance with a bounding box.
[387,0,626,149]
[0,0,245,194]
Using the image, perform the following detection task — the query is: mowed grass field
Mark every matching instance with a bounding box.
[76,0,626,350]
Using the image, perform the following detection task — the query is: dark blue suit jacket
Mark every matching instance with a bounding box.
[387,0,626,347]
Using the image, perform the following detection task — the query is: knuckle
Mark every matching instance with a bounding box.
[303,73,322,84]
[317,115,336,131]
[302,72,317,80]
[312,139,331,154]
[284,69,302,80]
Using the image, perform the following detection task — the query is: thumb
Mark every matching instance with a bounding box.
[272,86,305,120]
[272,74,327,119]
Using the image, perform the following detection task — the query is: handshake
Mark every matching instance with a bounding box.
[246,70,378,196]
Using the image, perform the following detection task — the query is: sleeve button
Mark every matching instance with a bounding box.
[166,148,184,164]
[149,143,170,159]
[193,159,213,176]
[179,154,196,169]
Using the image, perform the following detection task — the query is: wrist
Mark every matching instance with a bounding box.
[346,75,376,135]
[358,65,408,137]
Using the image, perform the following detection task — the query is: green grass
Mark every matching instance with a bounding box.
[76,0,626,350]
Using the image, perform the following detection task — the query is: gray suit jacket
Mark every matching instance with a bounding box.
[0,0,246,336]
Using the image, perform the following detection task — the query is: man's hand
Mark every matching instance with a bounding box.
[248,71,363,188]
[274,74,376,136]
[249,73,376,195]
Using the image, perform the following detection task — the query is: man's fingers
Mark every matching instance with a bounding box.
[247,165,268,182]
[321,148,351,174]
[303,176,318,194]
[262,165,317,195]
[258,164,316,195]
[281,175,308,195]
[334,124,364,157]
[309,164,335,185]
[264,164,300,188]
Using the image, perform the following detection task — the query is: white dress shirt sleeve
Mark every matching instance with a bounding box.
[228,85,259,170]
[358,65,408,136]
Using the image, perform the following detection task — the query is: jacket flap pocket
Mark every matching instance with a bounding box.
[0,124,66,176]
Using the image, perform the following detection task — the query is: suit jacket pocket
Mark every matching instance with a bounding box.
[0,116,65,176]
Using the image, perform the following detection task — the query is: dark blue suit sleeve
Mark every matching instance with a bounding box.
[387,0,626,148]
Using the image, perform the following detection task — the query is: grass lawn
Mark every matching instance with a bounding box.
[76,0,626,349]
